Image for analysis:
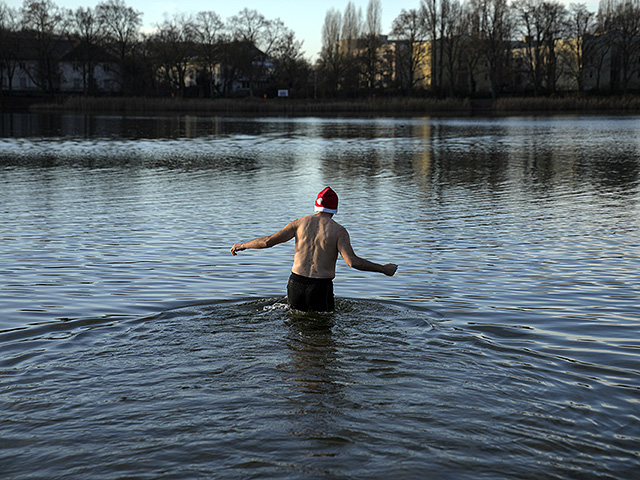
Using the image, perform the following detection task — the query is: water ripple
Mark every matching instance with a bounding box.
[3,299,638,478]
[1,114,640,478]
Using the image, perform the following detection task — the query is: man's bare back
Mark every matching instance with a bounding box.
[291,213,343,279]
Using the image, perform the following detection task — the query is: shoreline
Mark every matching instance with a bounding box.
[5,94,640,115]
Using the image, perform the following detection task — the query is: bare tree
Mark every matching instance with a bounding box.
[421,0,442,93]
[514,0,568,95]
[148,13,195,97]
[391,8,430,94]
[441,0,470,96]
[193,11,224,97]
[229,7,286,56]
[541,1,569,93]
[319,8,344,95]
[228,8,286,96]
[229,8,265,45]
[68,6,105,95]
[271,29,310,96]
[474,0,513,99]
[590,0,614,91]
[513,0,545,94]
[561,3,596,92]
[465,0,486,94]
[422,0,461,94]
[0,2,21,94]
[20,0,68,93]
[366,0,382,35]
[608,0,640,93]
[339,2,362,95]
[96,0,142,94]
[362,0,382,93]
[341,1,362,54]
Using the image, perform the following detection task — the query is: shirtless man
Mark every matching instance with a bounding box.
[230,186,398,312]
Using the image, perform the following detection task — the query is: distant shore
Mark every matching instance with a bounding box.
[10,94,640,115]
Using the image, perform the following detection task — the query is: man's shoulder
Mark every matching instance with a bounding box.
[290,214,317,231]
[296,214,316,225]
[331,219,346,230]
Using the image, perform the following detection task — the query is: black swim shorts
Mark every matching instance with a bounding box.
[287,272,334,312]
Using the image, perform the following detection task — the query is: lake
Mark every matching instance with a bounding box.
[1,112,639,479]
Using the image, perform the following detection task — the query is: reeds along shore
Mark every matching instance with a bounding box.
[26,94,640,115]
[29,96,471,114]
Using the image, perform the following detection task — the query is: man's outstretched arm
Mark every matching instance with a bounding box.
[231,220,297,256]
[337,230,397,276]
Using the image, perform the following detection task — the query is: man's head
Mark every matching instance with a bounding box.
[315,186,338,214]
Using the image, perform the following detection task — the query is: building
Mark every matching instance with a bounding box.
[1,32,120,95]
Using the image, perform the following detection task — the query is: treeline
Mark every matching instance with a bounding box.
[0,0,312,98]
[318,0,640,98]
[2,0,640,100]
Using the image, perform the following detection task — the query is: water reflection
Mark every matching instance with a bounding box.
[0,113,639,479]
[1,113,639,198]
[280,313,347,455]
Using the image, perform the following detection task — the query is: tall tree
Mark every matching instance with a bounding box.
[340,2,362,95]
[591,0,615,91]
[68,6,105,94]
[421,0,441,92]
[20,0,67,93]
[441,0,470,95]
[513,0,546,94]
[465,0,486,94]
[422,0,455,94]
[148,13,195,97]
[541,0,569,93]
[561,3,596,92]
[341,1,362,54]
[514,0,568,95]
[0,2,20,94]
[96,0,142,94]
[193,11,224,97]
[228,8,285,96]
[391,8,430,94]
[473,0,513,99]
[271,29,310,97]
[319,8,344,95]
[609,0,640,93]
[362,0,382,93]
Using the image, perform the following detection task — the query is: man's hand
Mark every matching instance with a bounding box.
[230,243,245,256]
[382,263,398,276]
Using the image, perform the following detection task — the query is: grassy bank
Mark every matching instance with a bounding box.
[494,95,640,113]
[30,95,472,115]
[26,94,640,115]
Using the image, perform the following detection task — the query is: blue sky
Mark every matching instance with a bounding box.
[8,0,600,61]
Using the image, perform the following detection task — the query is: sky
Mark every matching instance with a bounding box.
[8,0,601,61]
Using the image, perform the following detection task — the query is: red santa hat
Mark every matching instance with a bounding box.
[314,186,338,214]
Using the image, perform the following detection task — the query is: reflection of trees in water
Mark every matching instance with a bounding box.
[405,126,640,197]
[583,156,640,196]
[4,114,639,196]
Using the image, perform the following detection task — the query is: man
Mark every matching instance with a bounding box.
[230,186,398,312]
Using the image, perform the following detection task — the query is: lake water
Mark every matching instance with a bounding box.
[1,113,639,479]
